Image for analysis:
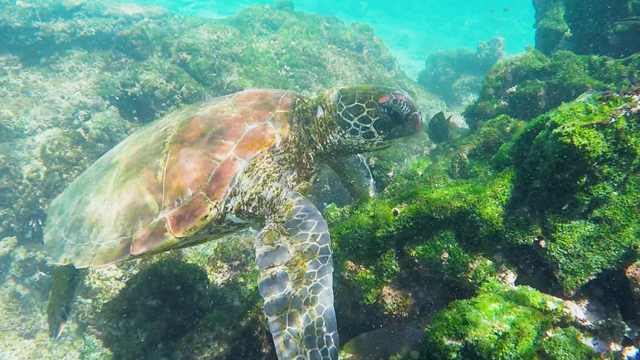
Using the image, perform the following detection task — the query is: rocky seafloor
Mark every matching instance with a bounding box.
[0,0,639,359]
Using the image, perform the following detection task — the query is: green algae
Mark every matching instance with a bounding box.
[407,231,497,284]
[419,280,597,360]
[327,166,521,305]
[464,48,640,127]
[496,90,640,293]
[325,108,532,307]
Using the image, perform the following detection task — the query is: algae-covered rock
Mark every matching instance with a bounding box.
[563,0,640,58]
[418,37,505,107]
[98,260,210,360]
[495,88,640,294]
[173,236,270,360]
[464,48,640,127]
[533,0,640,58]
[532,0,569,56]
[326,164,522,311]
[419,280,600,360]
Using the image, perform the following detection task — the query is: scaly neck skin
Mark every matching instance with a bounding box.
[274,89,388,195]
[290,89,360,155]
[272,90,347,191]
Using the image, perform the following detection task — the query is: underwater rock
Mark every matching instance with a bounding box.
[324,87,640,353]
[563,0,640,58]
[532,0,569,56]
[494,88,640,295]
[420,280,610,360]
[464,48,640,128]
[533,0,640,58]
[98,260,210,360]
[172,236,272,360]
[418,37,505,107]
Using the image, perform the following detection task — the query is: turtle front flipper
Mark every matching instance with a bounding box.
[327,154,377,201]
[255,192,338,360]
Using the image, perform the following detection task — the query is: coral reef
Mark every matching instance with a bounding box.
[418,37,505,107]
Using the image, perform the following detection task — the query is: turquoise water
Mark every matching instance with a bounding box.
[125,0,535,77]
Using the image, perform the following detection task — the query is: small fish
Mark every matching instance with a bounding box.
[341,327,423,360]
[47,264,82,339]
[426,111,453,144]
[503,8,512,12]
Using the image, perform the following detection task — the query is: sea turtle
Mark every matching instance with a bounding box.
[44,84,422,360]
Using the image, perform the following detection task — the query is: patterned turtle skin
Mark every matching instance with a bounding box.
[44,84,422,360]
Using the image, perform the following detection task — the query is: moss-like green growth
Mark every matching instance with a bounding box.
[407,231,497,284]
[465,115,526,161]
[98,260,210,360]
[496,89,640,293]
[420,280,597,360]
[327,169,526,304]
[326,108,530,305]
[464,49,640,127]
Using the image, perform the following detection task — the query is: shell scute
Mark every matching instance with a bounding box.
[167,193,213,238]
[204,155,246,201]
[131,217,174,257]
[44,89,294,267]
[234,124,277,159]
[162,145,218,210]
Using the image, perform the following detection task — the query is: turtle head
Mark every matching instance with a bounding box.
[334,85,422,152]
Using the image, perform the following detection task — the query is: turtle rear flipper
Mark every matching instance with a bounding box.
[47,264,82,339]
[255,192,338,360]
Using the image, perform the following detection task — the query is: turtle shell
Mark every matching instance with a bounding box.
[44,89,294,267]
